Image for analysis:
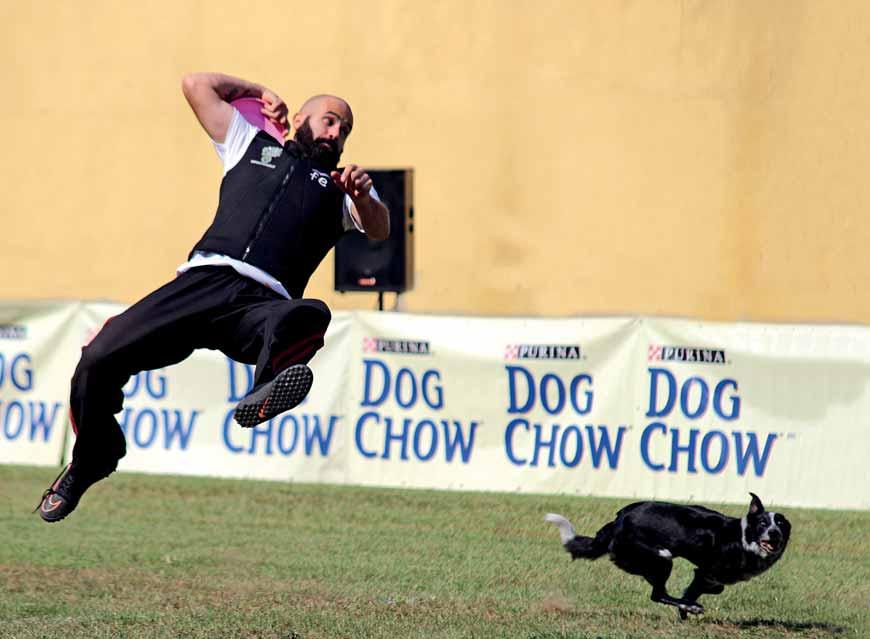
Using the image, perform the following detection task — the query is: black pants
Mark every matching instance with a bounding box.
[69,266,331,471]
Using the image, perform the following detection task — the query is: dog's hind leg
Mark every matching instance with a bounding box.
[677,571,723,620]
[609,537,704,618]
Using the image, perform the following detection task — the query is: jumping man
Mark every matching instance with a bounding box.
[36,72,390,522]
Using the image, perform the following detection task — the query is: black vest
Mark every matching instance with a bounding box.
[190,133,347,299]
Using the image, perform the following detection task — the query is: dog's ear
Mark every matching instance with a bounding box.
[748,492,765,515]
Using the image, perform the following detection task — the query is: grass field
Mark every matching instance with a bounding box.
[1,465,867,639]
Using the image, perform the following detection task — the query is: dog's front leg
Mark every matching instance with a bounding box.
[610,538,704,618]
[677,572,722,620]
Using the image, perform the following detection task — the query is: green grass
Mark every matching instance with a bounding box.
[1,465,867,639]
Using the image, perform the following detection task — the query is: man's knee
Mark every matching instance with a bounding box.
[70,339,125,404]
[277,299,331,337]
[302,299,331,331]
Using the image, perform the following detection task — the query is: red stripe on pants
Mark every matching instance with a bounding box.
[270,332,325,372]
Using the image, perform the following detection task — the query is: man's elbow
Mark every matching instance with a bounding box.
[180,73,206,99]
[181,74,194,94]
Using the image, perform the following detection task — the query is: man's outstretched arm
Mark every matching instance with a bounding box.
[180,72,288,143]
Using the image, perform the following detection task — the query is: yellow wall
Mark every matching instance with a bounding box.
[3,1,870,323]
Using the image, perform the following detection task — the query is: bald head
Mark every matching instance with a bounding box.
[293,94,353,133]
[291,94,354,167]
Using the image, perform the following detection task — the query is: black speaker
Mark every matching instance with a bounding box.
[334,168,414,293]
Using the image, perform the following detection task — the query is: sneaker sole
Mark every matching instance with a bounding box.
[233,364,313,428]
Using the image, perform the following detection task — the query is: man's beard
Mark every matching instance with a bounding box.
[294,117,341,168]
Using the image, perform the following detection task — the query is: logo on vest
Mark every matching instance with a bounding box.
[309,169,331,187]
[251,146,283,169]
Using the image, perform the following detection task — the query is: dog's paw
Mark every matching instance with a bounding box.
[678,601,704,616]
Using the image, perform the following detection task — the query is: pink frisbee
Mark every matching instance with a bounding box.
[231,97,288,143]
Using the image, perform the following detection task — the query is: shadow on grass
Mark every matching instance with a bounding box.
[712,618,847,634]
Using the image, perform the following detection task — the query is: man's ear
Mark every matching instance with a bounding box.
[292,112,305,130]
[748,492,765,515]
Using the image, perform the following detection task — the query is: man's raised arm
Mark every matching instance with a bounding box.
[181,72,288,143]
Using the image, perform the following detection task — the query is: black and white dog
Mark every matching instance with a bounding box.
[546,493,791,618]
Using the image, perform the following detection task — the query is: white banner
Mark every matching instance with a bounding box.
[639,318,870,510]
[343,313,870,509]
[0,302,79,466]
[2,302,868,509]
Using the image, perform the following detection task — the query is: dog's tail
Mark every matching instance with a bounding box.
[545,513,613,561]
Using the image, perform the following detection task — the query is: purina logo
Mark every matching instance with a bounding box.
[648,344,727,365]
[362,337,431,355]
[504,344,582,360]
[0,324,26,339]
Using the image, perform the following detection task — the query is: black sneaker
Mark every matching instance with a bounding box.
[233,364,313,428]
[36,463,112,523]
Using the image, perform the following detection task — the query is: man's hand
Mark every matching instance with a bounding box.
[331,165,390,240]
[260,89,289,131]
[330,164,374,202]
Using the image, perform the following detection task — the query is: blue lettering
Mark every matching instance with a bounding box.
[700,429,729,473]
[506,421,624,469]
[441,419,477,463]
[506,365,535,414]
[640,422,667,471]
[0,354,33,391]
[355,412,475,463]
[221,412,337,457]
[680,376,708,419]
[412,419,438,461]
[361,359,391,407]
[3,400,25,439]
[222,409,243,453]
[421,370,444,409]
[248,422,274,455]
[28,401,61,442]
[123,370,168,400]
[119,407,197,450]
[354,411,379,458]
[132,409,159,448]
[303,414,337,456]
[569,374,593,415]
[733,431,777,476]
[117,407,131,436]
[540,374,565,415]
[160,409,198,450]
[146,371,167,399]
[558,425,583,467]
[122,374,139,399]
[668,428,699,473]
[713,379,740,420]
[395,368,418,408]
[585,425,626,469]
[382,416,410,460]
[11,354,33,391]
[227,359,254,402]
[277,414,299,455]
[531,424,559,467]
[504,418,529,465]
[647,368,676,418]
